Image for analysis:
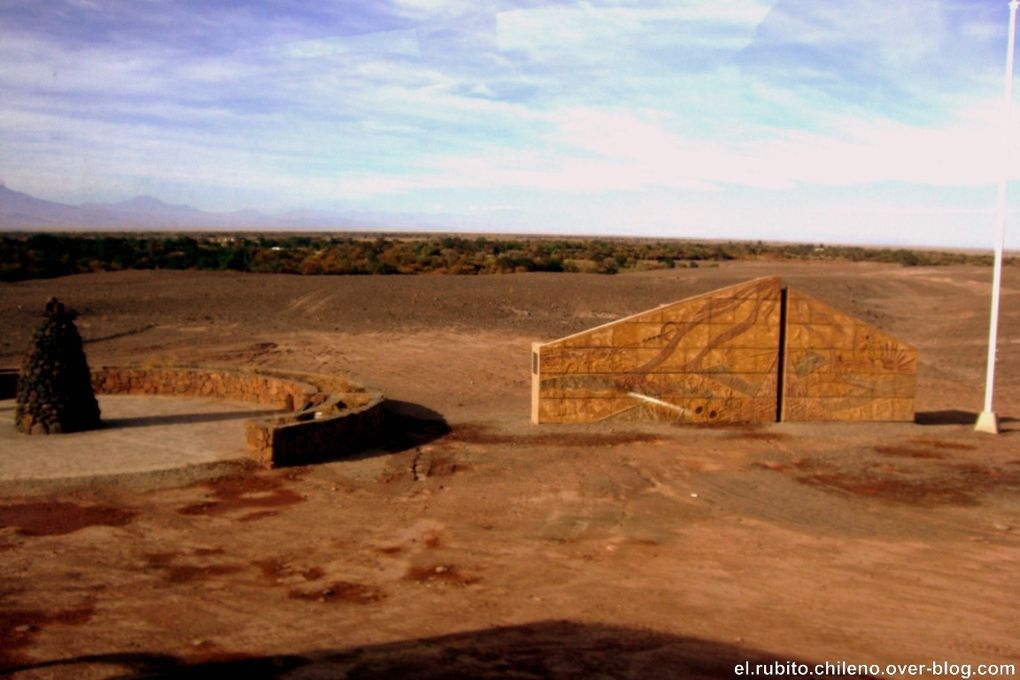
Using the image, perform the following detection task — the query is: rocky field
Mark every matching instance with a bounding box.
[1,260,1018,678]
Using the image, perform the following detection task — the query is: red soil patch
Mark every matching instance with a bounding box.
[798,472,977,506]
[946,462,1020,485]
[909,438,977,451]
[0,501,136,537]
[162,564,244,584]
[404,564,480,587]
[750,460,790,471]
[143,551,243,584]
[255,558,288,582]
[874,445,947,460]
[288,581,384,604]
[421,454,470,477]
[177,475,303,517]
[796,461,1020,507]
[143,551,177,568]
[0,602,95,668]
[301,566,326,582]
[446,424,662,447]
[237,510,281,522]
[726,431,791,442]
[255,559,325,584]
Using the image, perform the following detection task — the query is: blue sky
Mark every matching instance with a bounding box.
[1,0,1018,246]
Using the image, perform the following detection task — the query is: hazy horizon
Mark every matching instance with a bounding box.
[2,1,1020,248]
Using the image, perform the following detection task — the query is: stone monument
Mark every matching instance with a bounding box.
[15,297,102,434]
[532,277,916,424]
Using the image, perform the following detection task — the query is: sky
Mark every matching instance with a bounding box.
[1,0,1019,247]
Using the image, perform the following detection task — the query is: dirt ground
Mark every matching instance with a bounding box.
[1,261,1019,679]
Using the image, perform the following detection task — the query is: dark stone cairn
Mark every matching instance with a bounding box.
[15,298,101,434]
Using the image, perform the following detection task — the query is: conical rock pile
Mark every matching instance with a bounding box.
[15,298,101,434]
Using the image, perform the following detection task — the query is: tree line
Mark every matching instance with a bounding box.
[0,233,998,282]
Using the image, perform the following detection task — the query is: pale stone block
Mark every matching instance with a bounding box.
[587,347,665,373]
[611,322,670,348]
[538,347,591,375]
[560,325,616,348]
[532,277,915,425]
[701,348,776,373]
[706,298,738,323]
[658,303,701,324]
[538,397,636,423]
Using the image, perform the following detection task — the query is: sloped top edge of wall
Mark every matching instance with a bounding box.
[785,288,917,353]
[536,276,913,352]
[537,276,783,349]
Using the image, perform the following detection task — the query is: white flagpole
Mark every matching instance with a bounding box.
[977,0,1020,434]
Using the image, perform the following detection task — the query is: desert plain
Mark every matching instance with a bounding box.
[1,259,1019,678]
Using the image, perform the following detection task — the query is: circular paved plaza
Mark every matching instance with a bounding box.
[0,395,282,481]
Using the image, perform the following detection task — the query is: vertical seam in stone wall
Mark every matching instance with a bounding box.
[530,344,541,425]
[776,287,789,423]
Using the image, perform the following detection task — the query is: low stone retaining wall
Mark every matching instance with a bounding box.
[89,366,385,468]
[244,390,384,468]
[91,366,326,411]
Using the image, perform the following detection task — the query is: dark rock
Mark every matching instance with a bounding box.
[14,297,101,435]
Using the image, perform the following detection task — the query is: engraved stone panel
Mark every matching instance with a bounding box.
[780,289,916,422]
[532,278,916,424]
[533,277,783,424]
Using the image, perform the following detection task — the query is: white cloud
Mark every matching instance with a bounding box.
[1,0,1016,246]
[759,104,1018,187]
[0,34,169,96]
[274,29,421,59]
[497,1,773,58]
[747,0,1005,105]
[381,96,1019,198]
[388,0,487,21]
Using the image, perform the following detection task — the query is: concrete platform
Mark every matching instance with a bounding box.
[0,395,283,481]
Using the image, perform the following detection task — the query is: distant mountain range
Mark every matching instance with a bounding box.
[0,184,436,231]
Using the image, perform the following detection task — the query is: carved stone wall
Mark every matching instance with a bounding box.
[532,277,916,424]
[532,277,782,424]
[780,289,916,422]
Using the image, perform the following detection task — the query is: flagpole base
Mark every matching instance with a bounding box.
[975,411,1001,434]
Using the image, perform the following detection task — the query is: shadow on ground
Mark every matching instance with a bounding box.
[381,399,451,453]
[915,410,978,425]
[2,620,878,679]
[915,410,1019,430]
[0,369,16,399]
[102,409,284,429]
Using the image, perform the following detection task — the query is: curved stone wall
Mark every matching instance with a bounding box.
[90,366,385,468]
[91,366,324,411]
